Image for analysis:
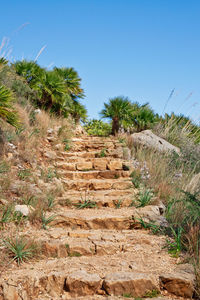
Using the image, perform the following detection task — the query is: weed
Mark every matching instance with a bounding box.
[68,251,82,257]
[144,289,160,298]
[65,243,69,249]
[114,199,123,209]
[136,189,153,207]
[130,170,141,188]
[2,236,38,265]
[41,212,55,230]
[0,161,10,173]
[46,195,55,209]
[0,205,14,224]
[21,195,38,207]
[137,217,161,234]
[40,167,58,182]
[165,227,183,256]
[63,138,71,151]
[99,148,107,157]
[13,211,26,225]
[118,137,126,144]
[75,200,97,209]
[18,168,31,180]
[123,293,133,298]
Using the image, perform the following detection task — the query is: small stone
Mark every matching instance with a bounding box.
[15,205,31,216]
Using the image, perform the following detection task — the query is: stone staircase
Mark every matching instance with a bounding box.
[0,135,195,300]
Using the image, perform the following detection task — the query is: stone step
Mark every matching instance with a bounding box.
[21,228,165,259]
[58,170,131,180]
[55,160,127,172]
[57,189,137,208]
[50,206,165,230]
[56,157,130,168]
[58,148,124,159]
[0,247,194,299]
[61,178,133,191]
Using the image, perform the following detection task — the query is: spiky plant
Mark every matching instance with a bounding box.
[0,85,19,128]
[69,100,87,124]
[53,67,84,100]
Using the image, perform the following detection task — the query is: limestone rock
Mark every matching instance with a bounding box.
[135,205,168,227]
[131,130,180,154]
[44,151,57,160]
[159,271,195,298]
[65,270,102,296]
[107,160,122,171]
[103,272,157,297]
[93,160,107,170]
[75,125,86,135]
[15,204,31,216]
[77,161,93,171]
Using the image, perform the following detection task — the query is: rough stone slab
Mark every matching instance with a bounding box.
[93,160,107,170]
[76,162,93,170]
[57,162,76,171]
[159,272,195,298]
[65,270,102,296]
[103,272,157,297]
[107,161,123,171]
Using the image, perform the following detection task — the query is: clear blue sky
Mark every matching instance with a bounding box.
[0,0,200,124]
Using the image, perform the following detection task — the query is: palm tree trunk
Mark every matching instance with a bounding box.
[112,117,119,135]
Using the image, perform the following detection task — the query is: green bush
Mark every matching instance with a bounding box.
[84,119,111,136]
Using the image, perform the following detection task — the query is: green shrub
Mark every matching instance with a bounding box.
[84,119,111,136]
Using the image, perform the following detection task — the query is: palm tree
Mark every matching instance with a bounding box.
[128,102,158,132]
[69,100,88,124]
[0,85,19,128]
[100,96,132,135]
[53,67,84,100]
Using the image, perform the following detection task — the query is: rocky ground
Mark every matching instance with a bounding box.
[0,133,195,300]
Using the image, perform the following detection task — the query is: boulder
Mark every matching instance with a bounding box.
[103,272,157,297]
[186,173,200,200]
[131,130,180,155]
